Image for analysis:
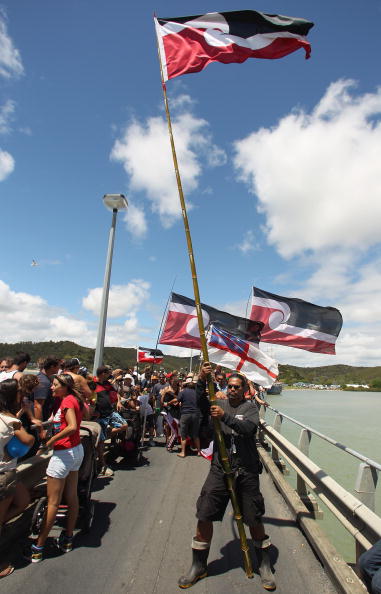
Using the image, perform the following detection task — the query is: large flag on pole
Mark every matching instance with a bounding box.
[159,292,263,350]
[137,347,164,364]
[250,287,343,355]
[207,325,278,388]
[155,10,314,81]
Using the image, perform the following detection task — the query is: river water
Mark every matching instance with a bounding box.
[263,389,381,563]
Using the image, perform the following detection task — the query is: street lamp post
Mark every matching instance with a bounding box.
[93,194,128,375]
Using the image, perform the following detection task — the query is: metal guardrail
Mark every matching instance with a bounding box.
[259,405,381,563]
[264,405,381,471]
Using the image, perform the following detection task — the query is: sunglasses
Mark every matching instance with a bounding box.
[228,384,241,390]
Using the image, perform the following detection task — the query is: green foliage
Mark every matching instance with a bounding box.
[0,341,200,373]
[279,363,381,389]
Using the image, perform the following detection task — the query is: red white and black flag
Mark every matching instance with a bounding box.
[137,347,164,364]
[159,292,263,350]
[250,287,343,355]
[155,10,314,81]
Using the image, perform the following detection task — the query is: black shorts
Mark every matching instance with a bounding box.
[196,465,265,526]
[145,414,155,429]
[0,469,17,501]
[180,413,200,439]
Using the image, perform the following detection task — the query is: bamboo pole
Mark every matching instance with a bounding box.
[156,44,253,580]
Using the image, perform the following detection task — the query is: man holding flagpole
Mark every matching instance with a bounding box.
[178,362,275,590]
[154,10,314,588]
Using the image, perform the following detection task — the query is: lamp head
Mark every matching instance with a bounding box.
[103,194,128,211]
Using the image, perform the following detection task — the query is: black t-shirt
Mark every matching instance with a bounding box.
[196,378,260,472]
[95,382,113,418]
[177,387,200,415]
[163,391,180,419]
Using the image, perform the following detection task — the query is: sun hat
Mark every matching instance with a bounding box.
[184,373,197,384]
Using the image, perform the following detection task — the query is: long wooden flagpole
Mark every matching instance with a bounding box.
[156,40,253,580]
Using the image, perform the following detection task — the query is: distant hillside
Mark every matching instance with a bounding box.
[0,341,380,388]
[0,341,200,374]
[279,364,381,388]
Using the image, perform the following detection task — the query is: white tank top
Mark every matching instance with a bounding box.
[0,370,18,382]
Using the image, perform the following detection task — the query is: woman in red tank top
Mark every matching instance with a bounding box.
[25,374,84,563]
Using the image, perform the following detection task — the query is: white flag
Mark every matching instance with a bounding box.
[207,325,278,388]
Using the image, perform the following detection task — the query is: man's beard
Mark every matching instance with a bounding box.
[228,394,244,407]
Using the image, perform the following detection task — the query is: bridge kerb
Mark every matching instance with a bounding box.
[260,420,381,552]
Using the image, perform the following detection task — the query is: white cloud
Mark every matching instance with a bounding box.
[82,280,150,318]
[0,280,149,348]
[267,320,381,368]
[206,144,227,167]
[1,276,381,366]
[221,298,247,318]
[0,11,24,79]
[231,80,381,367]
[110,106,226,228]
[19,126,32,136]
[0,99,15,134]
[168,93,196,110]
[0,149,14,180]
[304,254,381,326]
[234,80,381,259]
[236,230,258,254]
[123,203,147,238]
[0,280,94,344]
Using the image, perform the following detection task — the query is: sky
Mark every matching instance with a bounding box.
[1,1,381,368]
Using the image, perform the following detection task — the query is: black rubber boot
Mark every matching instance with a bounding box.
[178,538,210,589]
[254,537,276,591]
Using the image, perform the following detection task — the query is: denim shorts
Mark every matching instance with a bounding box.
[47,444,84,479]
[98,411,125,441]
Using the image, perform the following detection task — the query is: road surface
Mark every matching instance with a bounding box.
[1,439,337,594]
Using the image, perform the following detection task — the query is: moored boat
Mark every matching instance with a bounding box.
[267,382,282,395]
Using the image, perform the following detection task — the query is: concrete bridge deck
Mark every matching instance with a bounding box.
[1,440,337,594]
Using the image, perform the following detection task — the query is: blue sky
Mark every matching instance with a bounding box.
[1,1,381,367]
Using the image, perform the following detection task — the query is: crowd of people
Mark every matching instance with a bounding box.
[0,351,271,579]
[2,351,377,592]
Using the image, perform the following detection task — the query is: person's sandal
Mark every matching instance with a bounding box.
[0,564,14,578]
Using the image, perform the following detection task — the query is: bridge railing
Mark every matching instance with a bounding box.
[259,405,381,562]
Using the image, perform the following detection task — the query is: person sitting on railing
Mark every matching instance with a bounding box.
[359,539,381,594]
[0,379,35,578]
